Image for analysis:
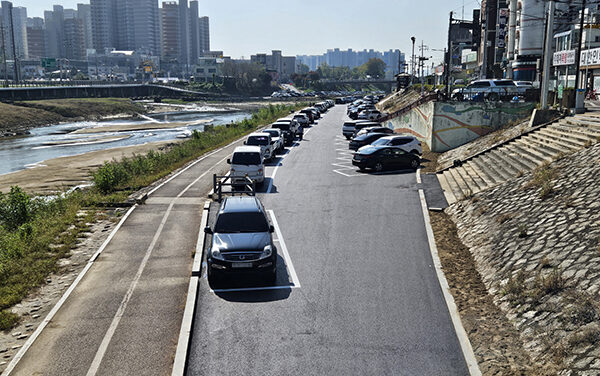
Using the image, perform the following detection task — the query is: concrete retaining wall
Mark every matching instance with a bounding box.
[383,100,535,152]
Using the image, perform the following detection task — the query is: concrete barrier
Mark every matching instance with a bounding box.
[383,100,535,152]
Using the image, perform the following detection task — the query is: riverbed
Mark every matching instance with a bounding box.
[0,109,250,176]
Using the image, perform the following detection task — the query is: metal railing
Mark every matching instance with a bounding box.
[212,174,256,203]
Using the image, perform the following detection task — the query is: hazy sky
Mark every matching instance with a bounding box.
[12,0,479,62]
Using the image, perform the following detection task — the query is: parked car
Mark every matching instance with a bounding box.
[228,146,265,187]
[263,128,284,154]
[354,126,394,138]
[205,196,277,284]
[352,121,380,137]
[271,122,295,146]
[349,133,390,151]
[299,109,315,123]
[360,135,423,155]
[352,146,421,172]
[357,109,383,121]
[293,113,310,127]
[245,132,274,161]
[452,79,519,101]
[342,120,373,139]
[275,118,299,135]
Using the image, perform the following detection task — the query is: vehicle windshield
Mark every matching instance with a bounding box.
[214,212,269,233]
[264,130,279,138]
[231,152,261,165]
[247,136,269,146]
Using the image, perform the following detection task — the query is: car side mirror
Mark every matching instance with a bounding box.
[227,159,231,164]
[269,225,275,233]
[204,226,213,234]
[243,141,247,145]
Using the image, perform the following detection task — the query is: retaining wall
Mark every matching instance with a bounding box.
[382,101,535,152]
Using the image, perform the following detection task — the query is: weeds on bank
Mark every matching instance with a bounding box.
[0,104,304,330]
[523,162,558,199]
[0,187,96,330]
[503,267,564,307]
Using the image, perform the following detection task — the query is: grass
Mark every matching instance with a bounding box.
[503,267,564,307]
[523,162,558,199]
[0,103,304,330]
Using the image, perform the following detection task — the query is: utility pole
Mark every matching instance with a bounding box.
[445,11,453,97]
[411,36,416,85]
[481,5,490,79]
[541,0,555,109]
[574,0,586,105]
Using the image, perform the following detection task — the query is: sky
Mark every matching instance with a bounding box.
[12,0,479,63]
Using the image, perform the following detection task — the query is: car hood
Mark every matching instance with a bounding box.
[213,232,270,252]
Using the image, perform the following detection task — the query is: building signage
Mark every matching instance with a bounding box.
[497,8,508,49]
[581,48,600,67]
[553,50,576,66]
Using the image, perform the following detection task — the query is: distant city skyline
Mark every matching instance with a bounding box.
[9,0,478,62]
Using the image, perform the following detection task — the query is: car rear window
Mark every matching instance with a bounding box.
[247,136,269,146]
[214,212,269,233]
[231,152,261,165]
[272,123,290,131]
[264,130,279,137]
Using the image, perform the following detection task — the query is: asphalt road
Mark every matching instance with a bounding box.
[187,106,469,375]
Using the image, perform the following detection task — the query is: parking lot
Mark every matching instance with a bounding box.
[187,105,469,374]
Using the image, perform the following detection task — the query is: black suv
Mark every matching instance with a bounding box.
[205,196,277,283]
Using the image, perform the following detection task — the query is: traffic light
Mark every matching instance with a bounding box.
[472,9,481,52]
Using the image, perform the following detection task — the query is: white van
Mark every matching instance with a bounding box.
[228,146,265,187]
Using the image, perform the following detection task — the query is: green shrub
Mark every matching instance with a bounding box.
[0,186,34,231]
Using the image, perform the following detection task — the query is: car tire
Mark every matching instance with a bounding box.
[375,162,384,172]
[488,93,499,101]
[358,166,366,172]
[455,93,464,101]
[410,159,420,170]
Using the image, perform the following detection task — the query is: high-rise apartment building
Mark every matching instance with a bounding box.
[11,6,27,60]
[178,0,190,68]
[90,0,117,53]
[160,1,179,62]
[26,17,45,58]
[64,10,85,60]
[44,5,65,58]
[0,1,28,60]
[189,0,200,63]
[77,3,93,52]
[199,16,209,53]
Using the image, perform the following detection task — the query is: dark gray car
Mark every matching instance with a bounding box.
[205,196,277,283]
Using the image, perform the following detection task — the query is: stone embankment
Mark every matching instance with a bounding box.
[446,142,600,374]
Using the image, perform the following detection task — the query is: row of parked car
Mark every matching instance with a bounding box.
[341,101,423,172]
[347,97,385,120]
[207,100,336,284]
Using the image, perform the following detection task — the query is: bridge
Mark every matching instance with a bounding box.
[0,83,218,101]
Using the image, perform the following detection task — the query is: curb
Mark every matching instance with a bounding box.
[417,187,482,376]
[171,201,210,376]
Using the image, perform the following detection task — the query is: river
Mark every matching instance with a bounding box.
[0,109,250,176]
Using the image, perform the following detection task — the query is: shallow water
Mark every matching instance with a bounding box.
[0,110,250,175]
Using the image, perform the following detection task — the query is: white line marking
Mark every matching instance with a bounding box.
[1,204,137,376]
[333,169,358,177]
[268,210,300,287]
[417,189,481,376]
[416,167,422,184]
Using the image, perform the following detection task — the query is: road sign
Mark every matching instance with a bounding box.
[41,58,57,69]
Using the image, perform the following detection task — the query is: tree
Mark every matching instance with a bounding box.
[361,58,387,79]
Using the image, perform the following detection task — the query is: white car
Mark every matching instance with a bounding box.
[358,135,422,155]
[358,109,383,120]
[263,128,284,154]
[452,79,519,100]
[276,117,299,135]
[228,146,265,187]
[245,132,274,161]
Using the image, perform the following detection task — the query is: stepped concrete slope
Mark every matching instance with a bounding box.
[438,113,600,204]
